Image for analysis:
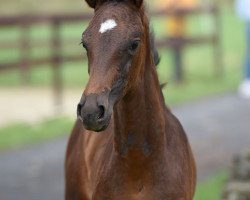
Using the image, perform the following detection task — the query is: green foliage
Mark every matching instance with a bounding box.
[194,172,228,200]
[0,117,73,151]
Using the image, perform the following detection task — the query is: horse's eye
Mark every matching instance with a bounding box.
[80,41,88,50]
[130,40,140,52]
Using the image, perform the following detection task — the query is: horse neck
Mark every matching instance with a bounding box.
[113,41,166,160]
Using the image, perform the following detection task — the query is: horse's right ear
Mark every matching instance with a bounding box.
[85,0,97,8]
[131,0,143,8]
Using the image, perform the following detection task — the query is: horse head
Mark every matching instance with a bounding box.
[77,0,150,132]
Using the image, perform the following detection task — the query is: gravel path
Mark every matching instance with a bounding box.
[0,93,249,200]
[174,94,250,180]
[0,87,81,126]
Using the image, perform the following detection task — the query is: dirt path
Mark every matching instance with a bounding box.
[0,87,81,126]
[174,94,250,179]
[0,93,250,200]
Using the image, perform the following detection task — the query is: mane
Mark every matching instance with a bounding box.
[137,3,160,68]
[149,30,167,89]
[149,31,160,67]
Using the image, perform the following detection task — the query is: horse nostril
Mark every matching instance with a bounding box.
[98,105,105,119]
[77,103,83,118]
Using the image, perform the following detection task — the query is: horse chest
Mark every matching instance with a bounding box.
[92,184,184,200]
[91,164,184,200]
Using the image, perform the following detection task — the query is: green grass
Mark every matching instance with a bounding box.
[194,171,228,200]
[0,117,73,151]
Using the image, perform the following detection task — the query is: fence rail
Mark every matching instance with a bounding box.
[0,4,222,110]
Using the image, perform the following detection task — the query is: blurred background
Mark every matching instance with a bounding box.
[0,0,250,199]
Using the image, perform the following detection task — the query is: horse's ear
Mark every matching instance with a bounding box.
[85,0,143,9]
[85,0,97,8]
[85,0,109,9]
[131,0,143,8]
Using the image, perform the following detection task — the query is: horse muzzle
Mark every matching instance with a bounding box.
[77,91,112,132]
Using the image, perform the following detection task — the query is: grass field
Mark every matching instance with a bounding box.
[0,117,73,151]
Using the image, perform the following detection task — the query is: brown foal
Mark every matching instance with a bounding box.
[65,0,196,199]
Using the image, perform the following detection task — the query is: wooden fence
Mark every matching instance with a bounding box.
[0,4,222,109]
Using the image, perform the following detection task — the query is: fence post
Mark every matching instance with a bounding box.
[20,19,31,84]
[52,19,63,113]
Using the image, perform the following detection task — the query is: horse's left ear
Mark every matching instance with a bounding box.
[131,0,143,8]
[85,0,97,8]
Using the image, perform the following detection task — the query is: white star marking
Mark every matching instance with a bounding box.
[99,19,117,33]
